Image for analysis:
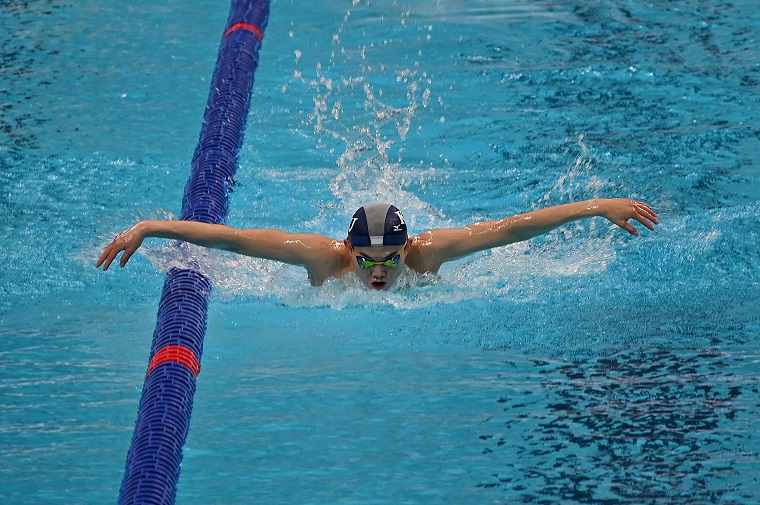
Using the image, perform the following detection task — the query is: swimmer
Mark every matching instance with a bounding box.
[97,198,658,290]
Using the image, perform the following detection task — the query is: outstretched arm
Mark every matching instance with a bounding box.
[408,198,658,273]
[96,220,347,284]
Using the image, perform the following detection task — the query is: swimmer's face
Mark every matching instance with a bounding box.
[347,240,410,291]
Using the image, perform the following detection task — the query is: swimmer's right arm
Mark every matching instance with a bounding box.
[96,220,337,271]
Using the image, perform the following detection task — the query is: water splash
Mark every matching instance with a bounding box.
[281,0,443,233]
[539,134,613,206]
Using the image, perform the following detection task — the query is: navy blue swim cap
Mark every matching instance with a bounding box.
[348,203,407,247]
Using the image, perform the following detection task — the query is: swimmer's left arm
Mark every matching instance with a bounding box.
[96,220,345,274]
[414,198,658,271]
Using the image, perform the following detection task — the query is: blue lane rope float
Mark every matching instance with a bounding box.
[118,2,270,504]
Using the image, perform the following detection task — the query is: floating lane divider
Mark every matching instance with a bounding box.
[118,1,270,504]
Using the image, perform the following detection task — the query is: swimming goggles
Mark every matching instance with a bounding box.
[354,252,401,269]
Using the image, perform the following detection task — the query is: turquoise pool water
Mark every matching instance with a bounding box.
[2,0,759,503]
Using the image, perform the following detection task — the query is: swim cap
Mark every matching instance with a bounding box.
[347,203,407,247]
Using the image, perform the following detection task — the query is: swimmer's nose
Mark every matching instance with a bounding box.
[370,265,386,278]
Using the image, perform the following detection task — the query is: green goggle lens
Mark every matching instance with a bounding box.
[356,254,400,269]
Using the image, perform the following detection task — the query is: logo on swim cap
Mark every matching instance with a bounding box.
[348,203,407,247]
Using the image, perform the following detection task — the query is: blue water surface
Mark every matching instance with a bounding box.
[1,1,759,504]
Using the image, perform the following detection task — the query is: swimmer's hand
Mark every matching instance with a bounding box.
[600,198,658,236]
[96,222,147,270]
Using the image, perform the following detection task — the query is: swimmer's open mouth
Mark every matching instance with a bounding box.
[371,281,387,290]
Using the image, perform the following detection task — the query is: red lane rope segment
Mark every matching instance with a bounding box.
[146,345,201,378]
[224,22,264,40]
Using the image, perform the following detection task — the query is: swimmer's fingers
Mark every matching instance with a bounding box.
[96,243,115,270]
[615,219,640,236]
[119,243,140,268]
[96,238,125,271]
[96,227,145,270]
[604,199,658,236]
[632,201,659,231]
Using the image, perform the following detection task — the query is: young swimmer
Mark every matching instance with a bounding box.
[97,198,658,290]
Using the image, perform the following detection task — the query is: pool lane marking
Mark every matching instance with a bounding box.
[146,345,201,378]
[224,23,264,40]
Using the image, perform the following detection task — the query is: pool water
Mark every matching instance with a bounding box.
[2,0,759,503]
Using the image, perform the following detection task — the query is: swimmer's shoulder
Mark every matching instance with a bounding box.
[302,237,353,286]
[405,233,442,275]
